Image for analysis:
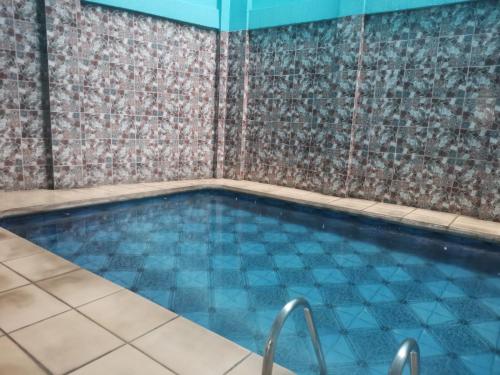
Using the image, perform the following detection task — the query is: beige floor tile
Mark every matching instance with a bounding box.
[403,208,458,227]
[149,180,200,189]
[0,191,47,210]
[0,237,44,262]
[98,184,162,193]
[12,310,123,375]
[0,284,70,332]
[329,198,377,211]
[222,180,275,192]
[266,188,340,206]
[0,336,46,375]
[451,216,500,237]
[0,264,29,292]
[37,269,122,307]
[0,228,16,241]
[364,202,416,218]
[70,345,174,375]
[4,251,78,282]
[60,188,118,200]
[133,317,248,375]
[301,192,341,205]
[268,186,314,198]
[227,353,294,375]
[0,190,89,209]
[78,289,176,341]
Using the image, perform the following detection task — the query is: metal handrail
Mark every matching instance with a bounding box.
[261,298,327,375]
[388,338,420,375]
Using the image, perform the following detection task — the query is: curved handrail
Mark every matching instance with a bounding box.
[388,338,420,375]
[261,298,327,375]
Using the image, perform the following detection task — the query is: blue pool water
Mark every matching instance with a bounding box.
[1,190,499,374]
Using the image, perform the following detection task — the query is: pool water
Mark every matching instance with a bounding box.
[1,190,499,375]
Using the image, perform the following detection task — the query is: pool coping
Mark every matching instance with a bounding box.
[1,178,499,243]
[0,179,499,374]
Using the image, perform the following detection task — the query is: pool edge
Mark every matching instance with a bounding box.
[1,179,498,243]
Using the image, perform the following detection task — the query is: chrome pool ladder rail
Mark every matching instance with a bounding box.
[261,298,327,375]
[388,338,420,375]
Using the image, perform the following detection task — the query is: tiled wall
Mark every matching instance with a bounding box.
[351,1,499,220]
[0,0,498,220]
[45,1,218,188]
[1,0,218,189]
[222,0,500,220]
[0,0,52,190]
[225,17,363,196]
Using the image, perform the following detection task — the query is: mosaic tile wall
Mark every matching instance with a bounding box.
[351,0,500,221]
[222,0,500,221]
[0,0,52,190]
[224,17,363,196]
[44,1,218,188]
[0,0,498,221]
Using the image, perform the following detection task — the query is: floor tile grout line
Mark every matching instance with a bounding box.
[0,261,47,287]
[129,315,181,343]
[447,214,462,228]
[222,351,253,375]
[402,207,418,217]
[128,316,183,375]
[45,283,124,310]
[0,248,45,264]
[127,344,180,375]
[359,201,392,211]
[60,343,128,375]
[0,278,31,295]
[74,295,178,341]
[6,308,72,336]
[2,332,53,375]
[9,282,145,347]
[401,207,440,220]
[1,257,81,284]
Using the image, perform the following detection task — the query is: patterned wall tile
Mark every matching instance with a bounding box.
[223,0,500,221]
[40,1,218,188]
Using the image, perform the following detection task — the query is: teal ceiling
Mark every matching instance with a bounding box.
[84,0,473,31]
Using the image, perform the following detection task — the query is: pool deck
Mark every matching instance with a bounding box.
[1,178,499,242]
[0,179,499,374]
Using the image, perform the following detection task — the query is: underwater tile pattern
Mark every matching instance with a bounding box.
[0,0,51,190]
[43,1,218,188]
[222,0,500,221]
[2,190,499,375]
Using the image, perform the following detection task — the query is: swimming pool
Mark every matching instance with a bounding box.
[1,190,499,375]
